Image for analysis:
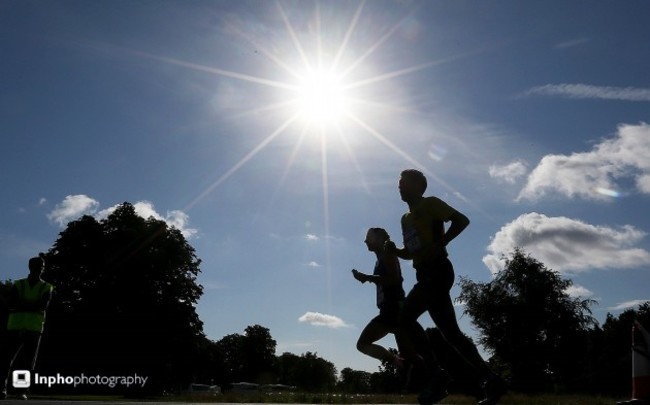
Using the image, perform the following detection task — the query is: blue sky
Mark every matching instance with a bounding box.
[2,0,650,374]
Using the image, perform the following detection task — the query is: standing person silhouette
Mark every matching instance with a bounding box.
[386,169,506,405]
[0,256,53,400]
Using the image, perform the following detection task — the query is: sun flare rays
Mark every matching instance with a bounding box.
[131,1,477,308]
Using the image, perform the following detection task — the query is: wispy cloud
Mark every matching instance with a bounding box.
[525,83,650,102]
[276,341,317,352]
[201,281,228,290]
[306,261,320,268]
[305,234,319,241]
[518,123,650,201]
[489,160,528,184]
[47,195,99,226]
[0,232,50,259]
[553,37,590,50]
[607,299,650,311]
[483,212,650,274]
[298,312,350,328]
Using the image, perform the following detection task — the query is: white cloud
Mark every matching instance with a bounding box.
[607,300,650,311]
[637,174,650,193]
[483,212,650,274]
[306,261,320,268]
[47,195,99,227]
[98,201,198,239]
[298,312,350,328]
[48,197,197,239]
[164,210,197,239]
[489,160,528,184]
[525,84,650,102]
[564,285,594,299]
[305,234,319,241]
[518,123,650,201]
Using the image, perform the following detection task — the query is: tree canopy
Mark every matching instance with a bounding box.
[39,202,204,393]
[211,325,277,385]
[458,248,596,392]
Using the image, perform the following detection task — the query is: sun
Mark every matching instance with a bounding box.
[293,67,351,128]
[140,1,460,213]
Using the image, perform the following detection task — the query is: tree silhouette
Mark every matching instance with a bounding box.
[586,302,650,396]
[275,351,337,391]
[241,325,277,383]
[38,202,204,394]
[215,333,246,385]
[339,367,371,393]
[458,248,596,392]
[212,325,277,385]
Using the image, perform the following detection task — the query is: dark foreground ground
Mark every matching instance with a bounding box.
[0,393,624,405]
[0,401,625,405]
[0,401,222,405]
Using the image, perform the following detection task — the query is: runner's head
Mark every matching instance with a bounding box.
[365,227,390,252]
[399,169,427,201]
[28,256,45,275]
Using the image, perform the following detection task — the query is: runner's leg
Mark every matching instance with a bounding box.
[357,318,394,363]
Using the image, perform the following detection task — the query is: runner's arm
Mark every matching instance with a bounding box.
[442,210,470,247]
[385,240,412,260]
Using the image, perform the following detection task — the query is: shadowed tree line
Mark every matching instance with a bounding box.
[193,325,338,392]
[457,248,650,396]
[0,203,647,396]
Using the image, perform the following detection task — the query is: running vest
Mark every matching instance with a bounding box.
[373,257,405,309]
[6,278,53,333]
[401,196,455,268]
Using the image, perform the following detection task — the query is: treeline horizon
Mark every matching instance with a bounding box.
[0,202,647,398]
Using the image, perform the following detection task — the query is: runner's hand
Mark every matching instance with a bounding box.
[352,269,367,283]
